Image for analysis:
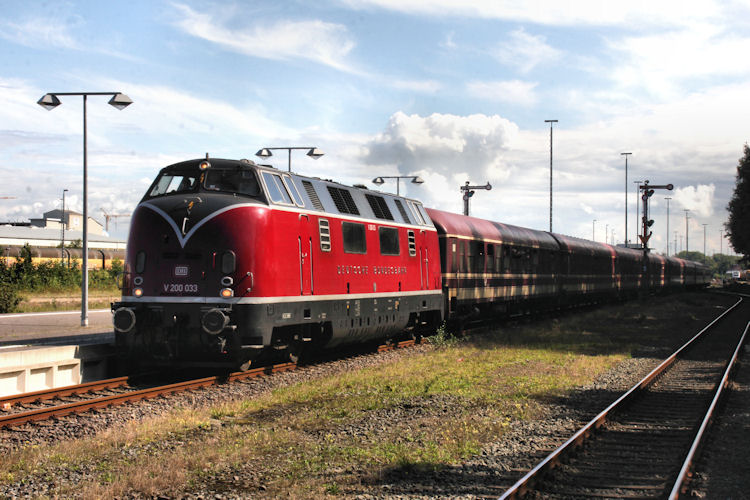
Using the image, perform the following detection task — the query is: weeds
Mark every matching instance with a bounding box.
[427,321,461,347]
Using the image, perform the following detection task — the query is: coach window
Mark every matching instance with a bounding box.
[342,222,367,254]
[379,227,400,256]
[470,240,484,273]
[261,171,294,205]
[486,244,495,273]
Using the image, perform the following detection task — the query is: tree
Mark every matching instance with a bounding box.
[726,144,750,263]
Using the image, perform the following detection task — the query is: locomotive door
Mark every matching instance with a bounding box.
[299,215,313,295]
[420,230,429,289]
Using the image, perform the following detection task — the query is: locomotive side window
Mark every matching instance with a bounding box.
[379,227,400,255]
[261,171,293,205]
[135,251,146,273]
[282,175,305,207]
[407,201,426,225]
[148,174,198,197]
[319,219,331,251]
[204,169,261,197]
[342,222,367,254]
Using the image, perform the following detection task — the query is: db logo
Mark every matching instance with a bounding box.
[174,265,189,277]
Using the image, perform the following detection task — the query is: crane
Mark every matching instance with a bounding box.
[100,208,131,232]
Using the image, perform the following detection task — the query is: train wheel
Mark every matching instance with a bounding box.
[287,342,303,364]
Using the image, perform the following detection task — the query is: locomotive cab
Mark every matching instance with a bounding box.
[113,158,272,369]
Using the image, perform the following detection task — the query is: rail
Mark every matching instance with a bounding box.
[499,296,744,500]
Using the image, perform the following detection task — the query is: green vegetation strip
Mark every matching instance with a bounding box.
[0,292,733,498]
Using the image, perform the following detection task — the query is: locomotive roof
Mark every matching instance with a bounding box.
[426,208,559,250]
[154,158,435,229]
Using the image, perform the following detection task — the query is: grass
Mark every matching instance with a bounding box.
[0,291,735,498]
[13,288,120,313]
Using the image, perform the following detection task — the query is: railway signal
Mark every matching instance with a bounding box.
[638,181,673,249]
[460,181,491,216]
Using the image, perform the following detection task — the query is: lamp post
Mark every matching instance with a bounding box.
[720,229,724,255]
[38,91,133,327]
[61,188,68,262]
[255,147,324,172]
[702,223,708,261]
[544,119,558,232]
[664,197,671,256]
[605,223,609,244]
[592,219,597,241]
[371,175,424,196]
[684,209,690,254]
[621,152,631,244]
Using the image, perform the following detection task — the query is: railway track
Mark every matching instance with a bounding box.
[0,339,417,430]
[501,296,749,500]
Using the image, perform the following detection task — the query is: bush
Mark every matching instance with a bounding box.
[0,280,22,313]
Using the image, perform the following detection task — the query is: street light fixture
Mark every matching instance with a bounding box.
[371,175,424,196]
[38,91,132,327]
[255,146,324,172]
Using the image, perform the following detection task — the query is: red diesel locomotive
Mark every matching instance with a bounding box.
[112,156,711,370]
[112,157,443,369]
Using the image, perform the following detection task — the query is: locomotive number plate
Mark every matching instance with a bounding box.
[163,283,199,294]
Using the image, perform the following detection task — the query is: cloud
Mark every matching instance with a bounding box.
[494,28,561,73]
[466,80,538,106]
[338,0,724,27]
[172,3,358,74]
[0,18,80,50]
[673,184,716,218]
[361,111,518,212]
[607,24,750,98]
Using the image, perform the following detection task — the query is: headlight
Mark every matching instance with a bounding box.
[133,287,143,297]
[220,287,233,298]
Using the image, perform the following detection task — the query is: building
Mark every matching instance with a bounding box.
[30,209,104,235]
[0,209,124,250]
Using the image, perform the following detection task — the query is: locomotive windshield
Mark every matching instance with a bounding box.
[204,168,261,196]
[148,173,198,197]
[145,164,263,200]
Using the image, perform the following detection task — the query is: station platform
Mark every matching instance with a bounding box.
[0,309,114,347]
[0,309,116,397]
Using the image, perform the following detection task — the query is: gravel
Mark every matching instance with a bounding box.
[1,292,744,499]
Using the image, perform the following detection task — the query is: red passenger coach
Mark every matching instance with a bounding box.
[427,208,560,319]
[113,158,443,369]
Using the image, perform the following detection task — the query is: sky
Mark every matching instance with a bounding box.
[1,0,748,256]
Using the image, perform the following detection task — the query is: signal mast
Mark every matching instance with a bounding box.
[638,180,674,251]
